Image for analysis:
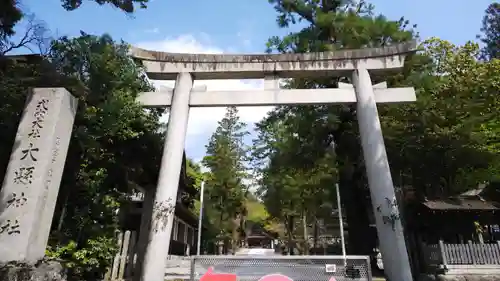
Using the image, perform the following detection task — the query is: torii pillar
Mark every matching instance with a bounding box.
[354,69,412,280]
[130,41,417,281]
[339,78,412,281]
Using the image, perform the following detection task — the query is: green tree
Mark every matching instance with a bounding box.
[478,2,500,61]
[203,106,249,254]
[258,0,500,259]
[185,158,220,253]
[35,33,162,279]
[245,193,269,225]
[186,158,204,192]
[0,0,23,39]
[381,38,500,196]
[242,193,285,248]
[253,117,337,254]
[257,0,417,256]
[1,33,162,279]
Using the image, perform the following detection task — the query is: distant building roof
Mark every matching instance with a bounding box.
[180,151,198,196]
[175,201,199,228]
[246,221,277,239]
[423,198,499,211]
[460,183,488,197]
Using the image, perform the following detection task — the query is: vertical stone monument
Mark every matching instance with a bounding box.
[0,88,77,264]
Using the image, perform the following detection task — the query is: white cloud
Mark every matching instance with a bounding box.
[144,28,160,34]
[137,34,220,54]
[135,34,274,161]
[235,20,255,51]
[237,31,252,48]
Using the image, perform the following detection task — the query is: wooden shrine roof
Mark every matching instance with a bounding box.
[423,198,499,211]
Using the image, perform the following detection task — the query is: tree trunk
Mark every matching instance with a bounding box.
[56,190,70,234]
[286,216,295,255]
[313,218,318,249]
[231,214,241,254]
[241,212,248,247]
[302,212,309,254]
[218,209,225,254]
[339,167,374,256]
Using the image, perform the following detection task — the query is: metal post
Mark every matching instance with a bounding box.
[352,68,413,281]
[330,143,347,266]
[140,72,193,281]
[335,183,347,266]
[196,181,205,255]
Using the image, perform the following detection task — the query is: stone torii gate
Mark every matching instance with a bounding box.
[130,41,417,281]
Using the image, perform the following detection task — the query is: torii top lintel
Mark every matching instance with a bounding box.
[130,40,417,80]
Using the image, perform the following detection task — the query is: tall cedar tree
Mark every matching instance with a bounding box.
[203,106,249,254]
[478,2,500,61]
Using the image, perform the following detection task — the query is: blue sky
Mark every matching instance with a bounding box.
[14,0,494,163]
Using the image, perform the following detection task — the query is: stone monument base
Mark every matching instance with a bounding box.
[0,261,66,281]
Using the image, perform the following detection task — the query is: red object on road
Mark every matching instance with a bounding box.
[199,267,237,281]
[258,274,294,281]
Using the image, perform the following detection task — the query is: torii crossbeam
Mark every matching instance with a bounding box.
[130,41,418,281]
[137,82,415,107]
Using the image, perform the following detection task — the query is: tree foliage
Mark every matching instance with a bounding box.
[253,116,338,254]
[381,38,500,197]
[257,0,417,256]
[478,2,500,61]
[186,158,204,192]
[0,0,148,38]
[0,0,23,39]
[45,33,163,279]
[1,31,164,279]
[0,14,51,56]
[256,0,500,257]
[202,106,249,253]
[61,0,148,13]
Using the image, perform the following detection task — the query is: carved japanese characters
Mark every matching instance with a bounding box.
[0,88,77,263]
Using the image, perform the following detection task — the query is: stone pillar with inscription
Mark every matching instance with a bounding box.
[0,88,78,263]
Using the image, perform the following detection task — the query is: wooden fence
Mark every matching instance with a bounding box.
[103,230,192,281]
[104,230,138,281]
[440,240,500,265]
[420,240,500,274]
